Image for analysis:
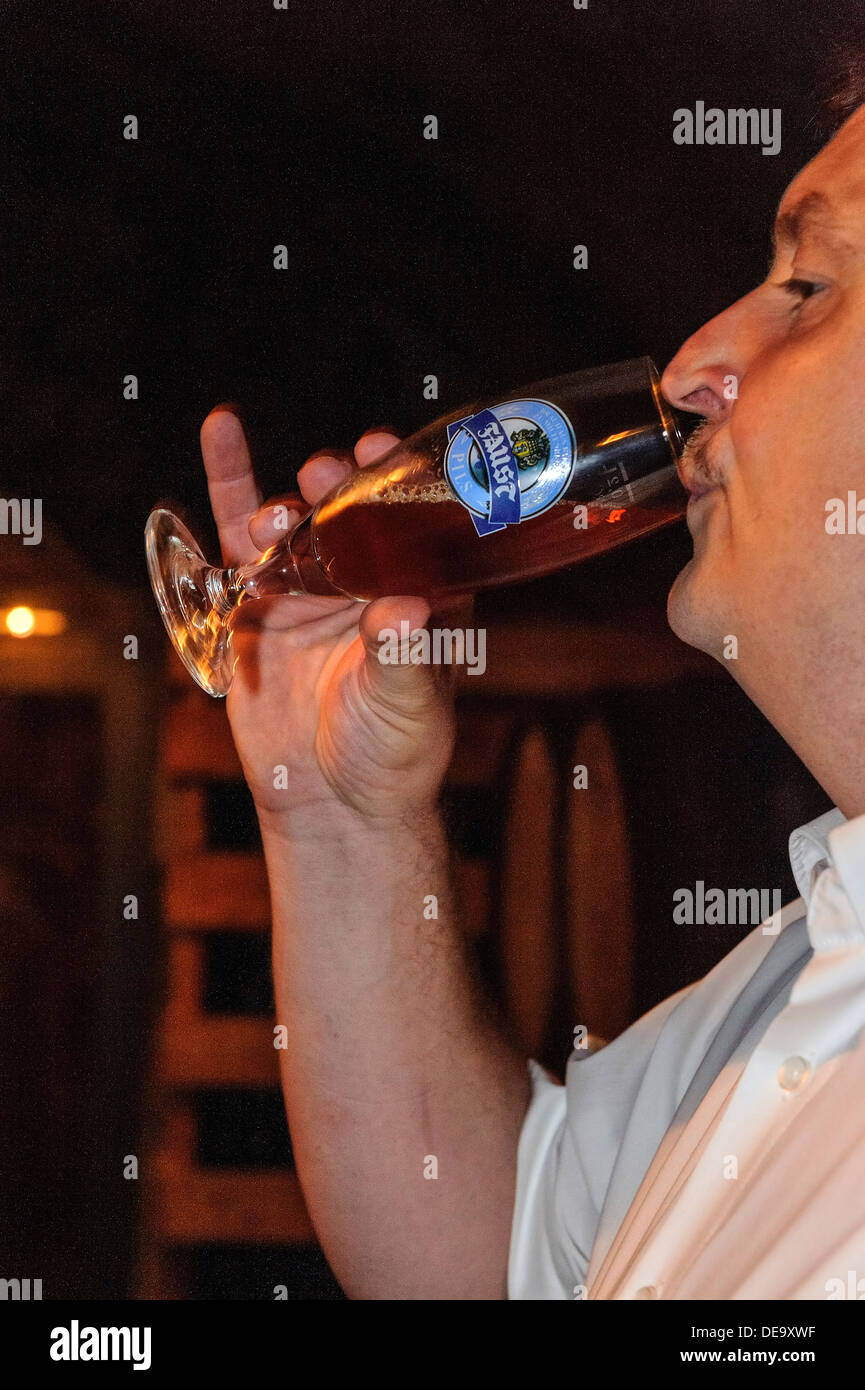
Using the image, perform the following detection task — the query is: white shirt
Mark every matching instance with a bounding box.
[508,805,865,1300]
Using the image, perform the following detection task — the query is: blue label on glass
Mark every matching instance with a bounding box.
[444,398,576,536]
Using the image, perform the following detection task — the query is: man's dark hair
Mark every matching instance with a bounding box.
[819,42,865,136]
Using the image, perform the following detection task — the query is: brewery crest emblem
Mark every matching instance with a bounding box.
[444,398,576,536]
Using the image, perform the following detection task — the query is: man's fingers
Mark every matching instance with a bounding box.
[200,406,262,565]
[354,429,401,468]
[248,493,308,551]
[211,423,404,561]
[295,432,402,511]
[296,450,355,505]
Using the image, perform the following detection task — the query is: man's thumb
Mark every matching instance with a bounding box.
[358,596,438,714]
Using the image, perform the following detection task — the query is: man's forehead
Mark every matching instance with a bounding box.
[774,107,865,249]
[774,189,836,248]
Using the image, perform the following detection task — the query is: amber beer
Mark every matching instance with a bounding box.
[249,357,688,605]
[145,356,691,697]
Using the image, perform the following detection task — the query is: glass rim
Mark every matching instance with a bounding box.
[645,356,684,460]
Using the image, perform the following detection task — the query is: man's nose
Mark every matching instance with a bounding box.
[660,291,758,422]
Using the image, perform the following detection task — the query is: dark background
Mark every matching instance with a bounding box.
[4,0,860,584]
[2,0,861,1300]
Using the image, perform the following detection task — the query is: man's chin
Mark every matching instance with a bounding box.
[666,559,716,653]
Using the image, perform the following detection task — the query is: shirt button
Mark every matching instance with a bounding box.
[778,1055,811,1092]
[633,1285,658,1300]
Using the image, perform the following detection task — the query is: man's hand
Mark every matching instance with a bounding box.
[198,405,528,1300]
[199,406,456,828]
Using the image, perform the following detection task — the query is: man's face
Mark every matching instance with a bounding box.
[661,106,865,743]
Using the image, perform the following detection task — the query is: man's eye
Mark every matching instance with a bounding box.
[780,276,824,306]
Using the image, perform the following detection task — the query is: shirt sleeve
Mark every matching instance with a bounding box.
[507,983,702,1300]
[507,1059,577,1300]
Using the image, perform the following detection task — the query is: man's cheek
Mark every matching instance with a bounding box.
[765,456,833,548]
[731,360,813,470]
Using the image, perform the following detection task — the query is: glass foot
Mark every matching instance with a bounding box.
[145,508,237,698]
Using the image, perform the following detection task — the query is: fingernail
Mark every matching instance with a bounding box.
[301,452,342,468]
[360,425,400,439]
[211,400,247,423]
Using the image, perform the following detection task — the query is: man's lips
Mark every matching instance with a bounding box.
[677,421,722,502]
[686,479,716,504]
[677,458,715,501]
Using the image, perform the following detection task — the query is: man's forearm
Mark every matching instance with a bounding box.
[259,803,532,1300]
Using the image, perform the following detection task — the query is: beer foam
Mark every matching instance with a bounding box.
[378,480,454,505]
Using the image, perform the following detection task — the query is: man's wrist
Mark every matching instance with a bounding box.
[255,795,444,852]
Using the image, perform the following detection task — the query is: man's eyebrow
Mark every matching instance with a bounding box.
[771,190,851,259]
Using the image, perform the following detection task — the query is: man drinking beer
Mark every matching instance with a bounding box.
[197,71,865,1299]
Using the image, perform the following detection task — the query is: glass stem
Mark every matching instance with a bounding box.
[204,566,245,616]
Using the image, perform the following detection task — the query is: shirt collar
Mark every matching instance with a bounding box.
[789,804,865,944]
[789,806,846,907]
[826,813,865,941]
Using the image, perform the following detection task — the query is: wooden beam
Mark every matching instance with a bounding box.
[456,618,715,697]
[160,1016,280,1085]
[499,728,558,1055]
[565,714,634,1040]
[164,854,271,928]
[155,1166,314,1244]
[163,688,243,780]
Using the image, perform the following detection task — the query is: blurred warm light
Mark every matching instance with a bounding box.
[6,606,35,636]
[3,606,67,637]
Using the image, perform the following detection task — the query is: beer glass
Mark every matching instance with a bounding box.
[146,356,687,697]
